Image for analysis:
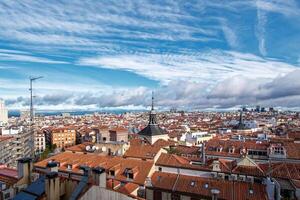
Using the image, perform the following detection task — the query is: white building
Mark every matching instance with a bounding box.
[0,99,8,125]
[180,131,213,146]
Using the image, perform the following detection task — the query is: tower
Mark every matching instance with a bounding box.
[137,92,169,144]
[0,99,8,125]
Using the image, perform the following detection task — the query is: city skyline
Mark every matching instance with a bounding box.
[1,0,300,110]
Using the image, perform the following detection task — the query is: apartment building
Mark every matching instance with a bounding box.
[34,132,45,155]
[0,100,8,125]
[1,126,32,167]
[0,136,14,166]
[51,127,76,149]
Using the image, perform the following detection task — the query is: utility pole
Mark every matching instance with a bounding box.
[29,76,43,157]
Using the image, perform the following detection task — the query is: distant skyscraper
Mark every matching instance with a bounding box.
[0,99,8,124]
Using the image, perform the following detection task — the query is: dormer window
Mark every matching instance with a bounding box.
[229,147,235,153]
[217,147,222,152]
[124,168,134,180]
[204,183,209,189]
[249,189,254,195]
[67,164,72,170]
[110,170,115,177]
[274,147,284,155]
[190,181,196,187]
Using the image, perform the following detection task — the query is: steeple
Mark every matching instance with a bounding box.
[151,91,154,111]
[149,91,157,125]
[138,91,169,144]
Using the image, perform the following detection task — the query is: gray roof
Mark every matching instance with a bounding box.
[138,124,166,136]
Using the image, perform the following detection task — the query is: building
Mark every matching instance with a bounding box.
[146,172,268,200]
[34,131,46,155]
[0,136,14,166]
[66,141,130,156]
[180,131,214,146]
[1,126,32,167]
[31,151,155,199]
[138,94,169,145]
[50,127,76,149]
[0,100,8,125]
[0,158,37,200]
[20,110,30,121]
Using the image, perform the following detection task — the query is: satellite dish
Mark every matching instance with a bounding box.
[95,146,99,150]
[102,147,107,152]
[85,145,91,151]
[92,146,96,151]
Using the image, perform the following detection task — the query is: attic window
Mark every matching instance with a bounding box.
[67,164,72,170]
[190,181,196,187]
[124,168,134,179]
[249,189,254,195]
[204,183,209,189]
[110,170,115,177]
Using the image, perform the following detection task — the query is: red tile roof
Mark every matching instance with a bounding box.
[35,152,154,185]
[150,172,268,200]
[123,144,161,160]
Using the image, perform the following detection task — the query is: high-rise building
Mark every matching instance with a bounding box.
[0,99,8,125]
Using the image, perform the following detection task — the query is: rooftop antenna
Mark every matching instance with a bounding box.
[29,76,43,157]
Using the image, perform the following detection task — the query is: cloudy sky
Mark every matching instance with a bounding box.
[0,0,300,110]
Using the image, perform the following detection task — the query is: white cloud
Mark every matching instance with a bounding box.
[0,52,68,64]
[78,50,296,84]
[5,70,300,110]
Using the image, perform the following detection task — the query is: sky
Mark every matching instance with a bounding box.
[0,0,300,111]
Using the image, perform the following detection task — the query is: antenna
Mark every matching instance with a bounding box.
[29,76,43,157]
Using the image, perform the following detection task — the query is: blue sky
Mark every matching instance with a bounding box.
[0,0,300,110]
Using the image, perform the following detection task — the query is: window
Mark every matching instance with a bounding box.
[4,193,10,199]
[204,183,209,189]
[274,147,284,155]
[128,172,134,179]
[190,181,196,187]
[110,170,115,176]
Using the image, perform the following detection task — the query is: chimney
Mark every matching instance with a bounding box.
[17,157,33,185]
[92,167,106,188]
[201,142,206,164]
[46,161,59,172]
[45,172,60,200]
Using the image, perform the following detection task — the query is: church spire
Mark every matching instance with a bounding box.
[149,91,157,125]
[151,91,154,111]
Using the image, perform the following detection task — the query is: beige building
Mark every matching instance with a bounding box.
[0,136,14,166]
[35,132,46,155]
[0,100,8,125]
[51,127,76,149]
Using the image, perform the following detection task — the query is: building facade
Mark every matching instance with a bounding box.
[51,127,76,149]
[0,100,8,125]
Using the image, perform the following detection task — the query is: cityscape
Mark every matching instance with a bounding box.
[1,1,300,200]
